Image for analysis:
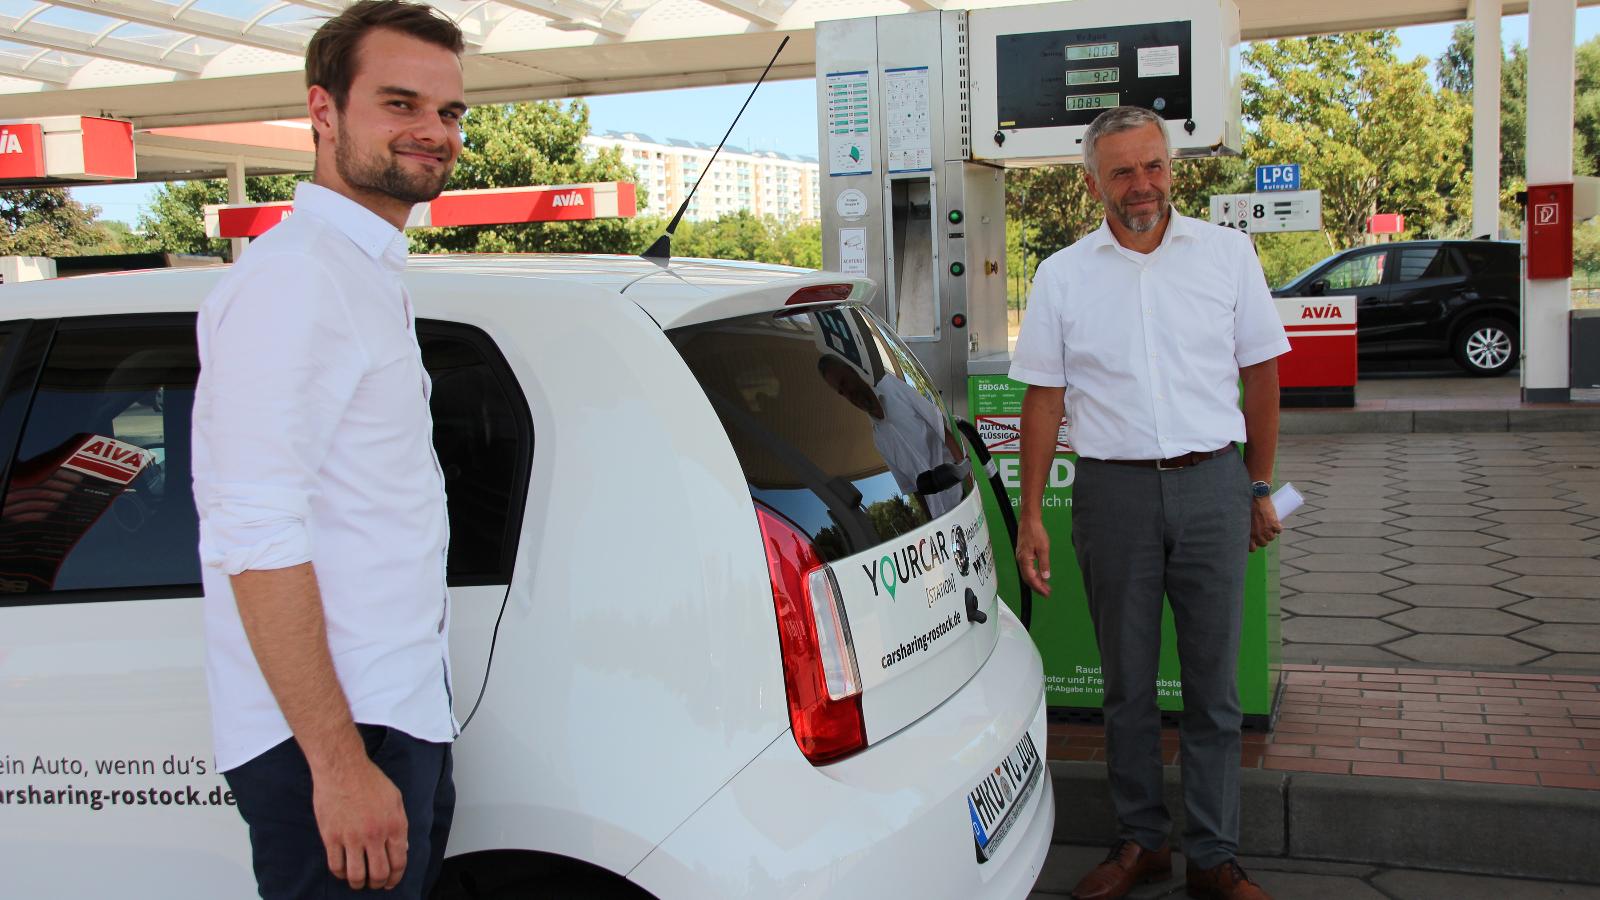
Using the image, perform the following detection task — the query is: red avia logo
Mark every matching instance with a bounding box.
[0,129,22,154]
[551,192,585,207]
[1301,304,1343,319]
[62,436,152,485]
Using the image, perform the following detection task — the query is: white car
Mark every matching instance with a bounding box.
[0,255,1052,899]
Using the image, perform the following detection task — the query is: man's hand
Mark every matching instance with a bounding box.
[314,755,408,890]
[1016,517,1054,596]
[1250,497,1282,552]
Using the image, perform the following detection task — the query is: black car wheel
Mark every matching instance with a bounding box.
[1452,317,1517,376]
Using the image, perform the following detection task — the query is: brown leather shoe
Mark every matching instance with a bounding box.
[1069,839,1173,900]
[1185,858,1272,899]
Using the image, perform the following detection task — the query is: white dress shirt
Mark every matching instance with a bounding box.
[1008,211,1291,461]
[194,182,455,772]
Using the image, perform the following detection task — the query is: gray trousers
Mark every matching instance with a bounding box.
[1070,451,1250,869]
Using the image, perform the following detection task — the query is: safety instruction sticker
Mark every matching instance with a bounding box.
[884,66,933,173]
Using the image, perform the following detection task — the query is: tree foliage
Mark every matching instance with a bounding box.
[1437,26,1600,220]
[1243,31,1472,249]
[1,189,103,256]
[138,175,301,260]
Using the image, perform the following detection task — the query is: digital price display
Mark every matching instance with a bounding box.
[996,20,1192,130]
[1066,41,1118,61]
[1065,93,1119,112]
[1066,67,1120,86]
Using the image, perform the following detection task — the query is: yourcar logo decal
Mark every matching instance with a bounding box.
[862,532,953,600]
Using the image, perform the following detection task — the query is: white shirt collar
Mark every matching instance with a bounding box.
[1087,206,1197,257]
[292,182,410,272]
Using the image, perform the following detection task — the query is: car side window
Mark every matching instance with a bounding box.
[417,321,532,586]
[0,316,531,600]
[0,318,201,595]
[1396,247,1464,282]
[1457,246,1506,277]
[1323,252,1387,290]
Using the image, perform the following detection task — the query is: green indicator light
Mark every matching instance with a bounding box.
[950,262,965,276]
[948,209,963,224]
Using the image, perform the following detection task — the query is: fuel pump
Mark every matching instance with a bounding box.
[816,0,1284,727]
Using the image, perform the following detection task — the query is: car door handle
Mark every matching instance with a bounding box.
[965,588,988,625]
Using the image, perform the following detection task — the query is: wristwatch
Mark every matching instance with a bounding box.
[1250,480,1272,499]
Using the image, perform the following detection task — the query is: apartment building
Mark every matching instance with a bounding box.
[582,130,821,223]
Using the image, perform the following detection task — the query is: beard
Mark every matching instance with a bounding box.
[1110,189,1168,234]
[334,123,454,205]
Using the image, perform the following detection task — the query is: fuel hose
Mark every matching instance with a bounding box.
[954,419,1032,631]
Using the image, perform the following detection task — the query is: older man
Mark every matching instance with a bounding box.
[1008,106,1289,900]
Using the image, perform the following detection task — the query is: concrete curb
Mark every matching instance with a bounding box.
[1280,407,1600,434]
[1280,408,1600,434]
[1049,760,1600,884]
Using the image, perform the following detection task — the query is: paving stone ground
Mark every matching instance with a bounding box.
[1029,845,1600,899]
[1277,432,1600,672]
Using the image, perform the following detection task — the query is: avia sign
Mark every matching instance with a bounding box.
[205,182,638,238]
[0,124,45,180]
[0,117,134,183]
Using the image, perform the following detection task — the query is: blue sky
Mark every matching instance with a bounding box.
[73,11,1600,225]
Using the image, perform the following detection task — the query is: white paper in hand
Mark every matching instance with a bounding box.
[1272,483,1305,520]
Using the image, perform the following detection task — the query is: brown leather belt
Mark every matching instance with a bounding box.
[1088,444,1235,471]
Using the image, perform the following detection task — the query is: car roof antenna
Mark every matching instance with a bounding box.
[640,36,789,266]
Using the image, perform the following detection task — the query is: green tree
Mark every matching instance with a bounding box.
[0,189,102,256]
[1437,27,1600,221]
[409,101,649,254]
[138,175,301,260]
[1244,31,1473,249]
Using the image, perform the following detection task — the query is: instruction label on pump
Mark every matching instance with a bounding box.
[1136,45,1180,78]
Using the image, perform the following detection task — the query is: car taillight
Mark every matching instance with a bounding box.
[755,505,866,765]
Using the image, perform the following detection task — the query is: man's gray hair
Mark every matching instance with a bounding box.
[1082,106,1169,176]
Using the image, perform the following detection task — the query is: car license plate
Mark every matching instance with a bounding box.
[967,731,1042,863]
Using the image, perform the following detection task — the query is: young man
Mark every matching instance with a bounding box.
[192,3,467,896]
[1008,106,1289,900]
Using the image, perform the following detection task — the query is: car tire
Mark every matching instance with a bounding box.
[1452,317,1517,376]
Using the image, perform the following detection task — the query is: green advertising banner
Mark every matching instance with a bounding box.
[967,372,1281,721]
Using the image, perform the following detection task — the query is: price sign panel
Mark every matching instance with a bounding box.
[1209,190,1322,233]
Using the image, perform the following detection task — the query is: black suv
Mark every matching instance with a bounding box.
[1272,240,1521,376]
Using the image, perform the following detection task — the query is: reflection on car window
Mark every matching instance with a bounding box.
[1324,252,1386,290]
[671,304,970,562]
[0,322,201,594]
[1396,248,1464,282]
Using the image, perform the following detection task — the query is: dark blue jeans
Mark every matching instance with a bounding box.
[225,725,455,899]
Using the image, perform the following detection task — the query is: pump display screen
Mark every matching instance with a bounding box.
[996,20,1192,131]
[1066,42,1118,61]
[1066,68,1120,86]
[1065,93,1119,111]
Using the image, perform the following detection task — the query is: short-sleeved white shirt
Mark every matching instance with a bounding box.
[1008,210,1290,460]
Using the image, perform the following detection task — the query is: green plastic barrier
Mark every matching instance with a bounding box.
[967,369,1281,724]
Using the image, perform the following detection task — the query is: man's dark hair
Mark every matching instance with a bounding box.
[305,0,464,110]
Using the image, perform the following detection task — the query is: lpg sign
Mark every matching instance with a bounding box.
[1255,163,1300,193]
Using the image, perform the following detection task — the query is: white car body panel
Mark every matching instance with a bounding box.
[0,256,1052,899]
[629,604,1051,900]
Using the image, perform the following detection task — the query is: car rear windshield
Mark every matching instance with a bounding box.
[671,304,971,562]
